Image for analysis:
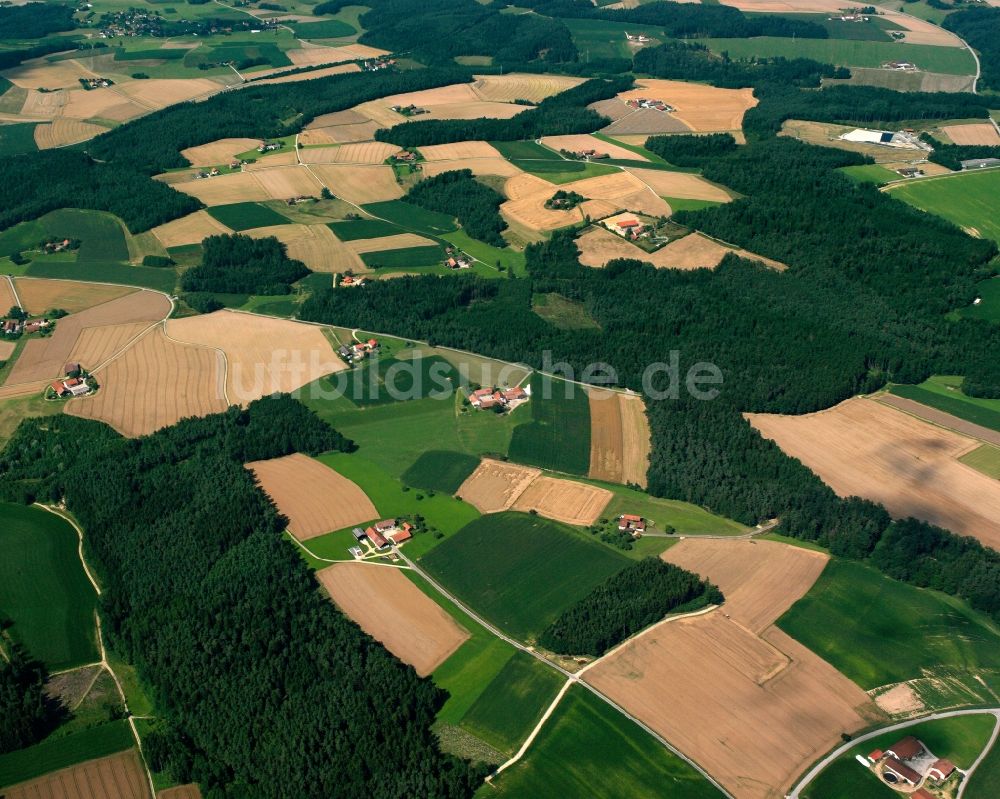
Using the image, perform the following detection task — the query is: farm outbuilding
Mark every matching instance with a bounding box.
[882,757,921,786]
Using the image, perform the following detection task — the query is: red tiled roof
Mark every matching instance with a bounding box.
[883,757,921,785]
[622,514,642,522]
[929,759,955,779]
[388,528,411,544]
[887,736,923,761]
[912,790,935,799]
[867,749,883,761]
[618,219,640,227]
[365,527,388,548]
[374,519,396,532]
[50,382,64,395]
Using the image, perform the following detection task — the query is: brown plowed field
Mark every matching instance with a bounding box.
[165,310,345,403]
[0,340,14,360]
[510,475,612,526]
[301,141,396,164]
[308,164,403,204]
[246,223,361,272]
[34,118,107,148]
[318,563,470,676]
[576,228,784,271]
[68,322,149,371]
[173,172,271,205]
[346,233,438,253]
[747,397,1000,548]
[67,326,227,436]
[601,107,694,136]
[14,278,136,315]
[586,537,878,799]
[298,121,381,145]
[942,123,1000,146]
[471,74,583,103]
[663,538,828,632]
[422,158,523,179]
[0,277,18,313]
[19,89,65,119]
[586,389,650,487]
[618,80,757,133]
[418,141,504,161]
[247,453,377,540]
[540,134,648,162]
[151,210,233,249]
[625,167,732,202]
[181,138,262,167]
[2,750,150,799]
[157,785,202,799]
[306,109,370,128]
[6,290,170,385]
[457,458,541,513]
[253,165,324,200]
[244,151,299,171]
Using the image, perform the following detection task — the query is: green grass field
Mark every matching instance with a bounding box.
[0,503,99,671]
[332,354,460,406]
[966,734,1000,799]
[532,293,601,330]
[889,376,1000,432]
[206,202,291,231]
[361,244,447,269]
[839,164,900,185]
[511,158,618,185]
[0,122,39,155]
[362,200,458,236]
[481,685,725,798]
[458,651,564,755]
[421,512,629,641]
[508,374,591,475]
[889,170,1000,243]
[25,260,176,292]
[327,218,404,240]
[402,450,481,493]
[12,209,131,264]
[293,20,356,38]
[663,197,725,213]
[563,18,658,60]
[960,278,1000,322]
[699,37,976,75]
[491,140,558,161]
[778,559,1000,689]
[804,714,997,799]
[0,721,134,790]
[186,41,292,69]
[961,444,1000,479]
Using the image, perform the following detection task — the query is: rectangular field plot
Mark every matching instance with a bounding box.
[508,374,591,475]
[420,512,629,642]
[205,202,291,231]
[888,170,1000,243]
[482,685,725,799]
[1,748,149,799]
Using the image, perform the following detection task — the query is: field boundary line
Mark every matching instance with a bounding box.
[881,165,1000,192]
[161,320,232,407]
[957,712,1000,799]
[5,275,22,309]
[35,504,102,596]
[489,678,573,779]
[873,392,1000,448]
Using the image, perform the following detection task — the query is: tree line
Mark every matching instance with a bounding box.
[644,133,737,167]
[538,558,722,657]
[0,399,487,798]
[921,133,1000,171]
[181,234,310,295]
[0,3,75,39]
[0,641,64,755]
[943,7,1000,92]
[405,170,507,247]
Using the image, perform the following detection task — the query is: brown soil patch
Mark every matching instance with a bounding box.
[253,165,324,200]
[6,290,170,385]
[471,74,583,104]
[0,278,15,317]
[2,750,150,799]
[173,171,271,205]
[181,138,262,167]
[246,223,361,273]
[510,475,612,526]
[14,278,136,316]
[19,89,66,120]
[300,141,397,165]
[625,167,732,202]
[874,682,925,716]
[942,123,1000,146]
[307,109,371,129]
[0,340,14,360]
[67,326,227,437]
[587,389,650,487]
[308,164,403,204]
[587,537,877,799]
[457,458,541,513]
[158,786,202,799]
[540,134,647,162]
[746,397,1000,549]
[618,80,758,133]
[299,121,381,145]
[165,309,345,404]
[346,233,438,254]
[33,118,106,148]
[151,210,233,249]
[248,453,377,540]
[418,140,504,161]
[600,106,696,136]
[422,158,523,179]
[318,563,470,676]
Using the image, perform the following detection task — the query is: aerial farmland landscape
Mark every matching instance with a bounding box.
[1,0,1000,797]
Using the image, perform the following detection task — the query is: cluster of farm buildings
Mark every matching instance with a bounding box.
[626,97,675,113]
[467,385,529,411]
[618,514,647,535]
[350,518,414,557]
[48,363,94,399]
[364,57,396,71]
[603,212,655,242]
[860,735,960,795]
[2,314,51,338]
[337,338,380,363]
[79,77,114,90]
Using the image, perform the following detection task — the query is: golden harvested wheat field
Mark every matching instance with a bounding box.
[719,0,845,11]
[300,141,397,165]
[576,228,784,270]
[166,310,345,403]
[747,397,1000,549]
[308,164,404,204]
[62,88,145,122]
[13,278,136,316]
[417,141,504,161]
[299,121,382,145]
[115,78,224,109]
[457,458,542,513]
[585,538,878,799]
[246,223,361,272]
[68,322,150,371]
[941,123,1000,146]
[33,118,107,149]
[247,453,377,540]
[181,138,262,167]
[510,475,612,526]
[0,340,14,360]
[346,233,438,254]
[471,74,583,103]
[586,389,651,487]
[67,326,227,437]
[0,278,16,317]
[1,58,94,90]
[619,80,758,132]
[172,171,272,205]
[253,165,325,200]
[1,751,150,799]
[151,210,233,249]
[540,134,647,161]
[625,167,732,202]
[244,151,300,171]
[5,290,170,385]
[422,158,523,179]
[353,84,525,127]
[157,786,202,799]
[288,43,388,67]
[18,89,64,120]
[252,62,360,86]
[318,563,470,677]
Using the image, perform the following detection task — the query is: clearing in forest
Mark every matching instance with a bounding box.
[165,310,346,403]
[248,453,377,541]
[585,538,878,799]
[317,562,469,676]
[586,389,651,487]
[66,326,227,437]
[471,73,584,104]
[2,750,150,799]
[181,138,263,167]
[747,397,1000,549]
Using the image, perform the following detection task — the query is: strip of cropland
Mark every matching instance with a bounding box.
[887,169,1000,243]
